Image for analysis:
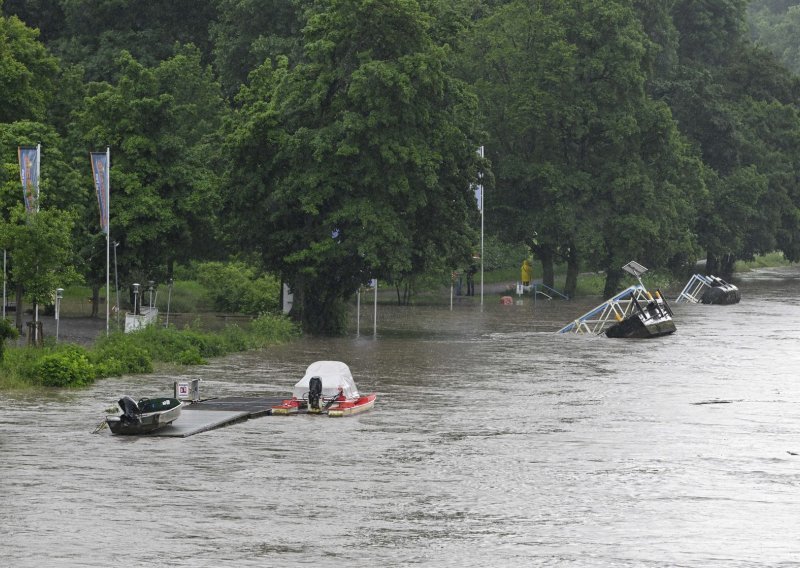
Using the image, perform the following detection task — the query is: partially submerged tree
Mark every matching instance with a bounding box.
[224,0,482,334]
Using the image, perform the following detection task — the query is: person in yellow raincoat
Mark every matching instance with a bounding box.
[521,259,533,286]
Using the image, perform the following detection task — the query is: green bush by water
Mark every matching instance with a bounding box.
[0,313,300,390]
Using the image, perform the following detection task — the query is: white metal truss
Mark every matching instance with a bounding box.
[557,285,667,335]
[675,274,712,303]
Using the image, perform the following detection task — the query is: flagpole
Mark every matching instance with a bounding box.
[35,144,41,212]
[34,143,41,344]
[478,146,484,307]
[106,147,110,336]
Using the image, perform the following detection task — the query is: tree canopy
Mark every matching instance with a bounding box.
[2,0,800,333]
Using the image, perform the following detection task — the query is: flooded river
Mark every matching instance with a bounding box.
[2,267,800,566]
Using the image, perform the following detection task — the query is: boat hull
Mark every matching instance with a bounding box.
[107,403,182,435]
[605,315,676,339]
[272,393,377,417]
[327,394,377,417]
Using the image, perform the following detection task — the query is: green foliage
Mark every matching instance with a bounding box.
[223,0,483,334]
[35,345,95,387]
[155,280,212,313]
[91,335,153,375]
[249,313,301,346]
[0,318,19,361]
[0,15,60,122]
[0,207,82,307]
[73,46,225,284]
[195,261,280,314]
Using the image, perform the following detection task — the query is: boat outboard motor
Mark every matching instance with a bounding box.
[308,376,323,410]
[118,396,142,425]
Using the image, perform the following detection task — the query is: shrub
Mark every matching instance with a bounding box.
[91,338,153,377]
[0,318,19,362]
[249,313,300,346]
[177,348,207,365]
[36,346,95,387]
[196,261,280,314]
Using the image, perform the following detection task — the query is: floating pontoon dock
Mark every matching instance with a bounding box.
[150,396,285,437]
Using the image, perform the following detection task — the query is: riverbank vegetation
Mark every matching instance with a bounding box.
[2,1,800,336]
[0,313,299,390]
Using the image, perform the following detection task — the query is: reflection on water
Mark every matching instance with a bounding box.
[3,267,800,566]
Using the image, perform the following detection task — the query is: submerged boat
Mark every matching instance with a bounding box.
[558,261,676,339]
[272,361,376,417]
[106,396,183,435]
[700,275,740,305]
[675,273,740,305]
[604,292,676,338]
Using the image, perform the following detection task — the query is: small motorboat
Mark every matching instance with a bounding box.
[106,396,183,435]
[272,361,376,417]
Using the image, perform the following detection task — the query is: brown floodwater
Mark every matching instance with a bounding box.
[2,267,800,566]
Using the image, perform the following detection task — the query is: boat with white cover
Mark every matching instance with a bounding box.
[272,361,376,417]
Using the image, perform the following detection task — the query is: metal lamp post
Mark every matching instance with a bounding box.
[55,288,63,342]
[147,280,155,310]
[132,283,140,315]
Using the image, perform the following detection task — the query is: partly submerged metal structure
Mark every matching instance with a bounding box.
[675,274,740,305]
[558,261,676,338]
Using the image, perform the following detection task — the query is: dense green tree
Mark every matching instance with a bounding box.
[465,0,704,297]
[0,206,80,336]
[74,47,225,294]
[0,120,87,324]
[0,13,59,123]
[210,0,304,100]
[749,0,800,75]
[223,0,482,334]
[7,0,219,83]
[660,0,800,276]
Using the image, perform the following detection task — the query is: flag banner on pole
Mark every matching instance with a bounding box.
[90,152,110,234]
[474,145,485,212]
[473,183,482,212]
[18,147,40,214]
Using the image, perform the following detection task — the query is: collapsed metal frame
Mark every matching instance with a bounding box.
[557,284,657,335]
[675,274,713,303]
[557,261,672,335]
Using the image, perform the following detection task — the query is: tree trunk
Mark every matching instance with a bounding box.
[541,251,555,289]
[532,243,555,289]
[15,283,23,331]
[720,254,736,279]
[603,266,623,298]
[91,284,100,318]
[565,249,579,299]
[705,252,719,276]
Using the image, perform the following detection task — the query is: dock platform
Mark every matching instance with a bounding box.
[151,396,284,437]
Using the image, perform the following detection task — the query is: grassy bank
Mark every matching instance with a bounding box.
[0,313,299,391]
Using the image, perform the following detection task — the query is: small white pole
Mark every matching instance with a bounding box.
[166,278,173,327]
[113,241,120,328]
[373,280,378,337]
[55,288,63,342]
[450,276,453,311]
[356,288,360,337]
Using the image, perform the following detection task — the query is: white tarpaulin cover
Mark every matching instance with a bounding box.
[292,361,360,400]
